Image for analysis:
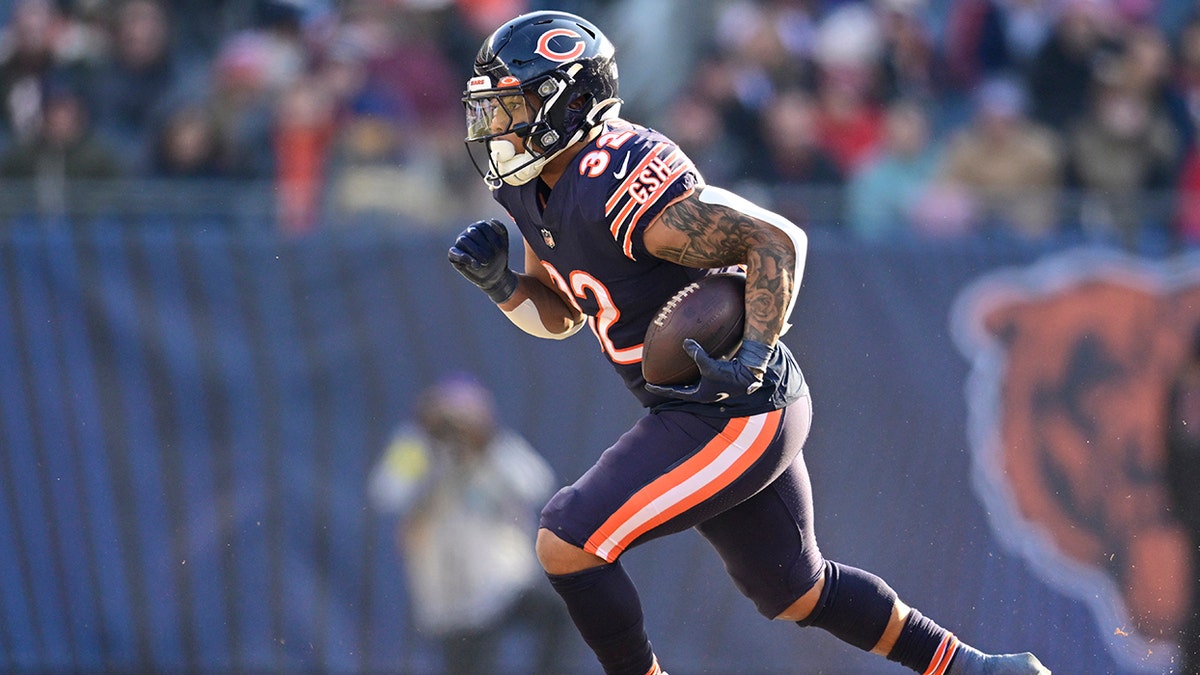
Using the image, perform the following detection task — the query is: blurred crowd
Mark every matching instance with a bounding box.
[0,0,500,231]
[3,0,1200,248]
[654,0,1200,251]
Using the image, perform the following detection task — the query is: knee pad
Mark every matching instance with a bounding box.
[797,560,898,652]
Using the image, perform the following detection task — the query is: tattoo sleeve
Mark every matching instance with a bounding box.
[650,194,798,347]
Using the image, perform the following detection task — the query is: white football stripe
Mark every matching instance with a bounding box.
[593,413,769,560]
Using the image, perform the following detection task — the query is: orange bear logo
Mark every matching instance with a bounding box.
[952,250,1194,672]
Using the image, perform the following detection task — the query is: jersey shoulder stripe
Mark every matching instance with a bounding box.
[601,136,697,260]
[604,141,671,213]
[615,152,693,258]
[607,145,680,235]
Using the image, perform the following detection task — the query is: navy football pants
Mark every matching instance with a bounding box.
[541,388,822,618]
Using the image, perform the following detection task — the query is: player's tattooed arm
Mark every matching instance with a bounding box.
[644,193,798,347]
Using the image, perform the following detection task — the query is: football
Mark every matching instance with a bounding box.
[642,273,746,386]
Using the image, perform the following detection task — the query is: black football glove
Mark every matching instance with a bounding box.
[448,219,518,304]
[645,339,773,403]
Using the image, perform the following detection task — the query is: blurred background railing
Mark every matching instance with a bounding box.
[0,179,276,226]
[0,179,1188,256]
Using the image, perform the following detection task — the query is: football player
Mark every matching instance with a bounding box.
[448,11,1051,675]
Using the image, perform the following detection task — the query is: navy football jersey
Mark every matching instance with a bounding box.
[493,119,804,415]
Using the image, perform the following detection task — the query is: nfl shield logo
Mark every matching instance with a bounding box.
[541,228,556,248]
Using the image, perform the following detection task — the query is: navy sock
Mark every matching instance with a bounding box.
[797,561,897,652]
[546,562,656,675]
[887,608,959,674]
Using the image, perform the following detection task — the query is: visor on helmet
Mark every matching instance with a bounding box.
[463,76,535,141]
[464,94,528,141]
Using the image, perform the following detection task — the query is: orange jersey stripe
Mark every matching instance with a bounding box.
[619,161,694,258]
[605,143,668,214]
[585,411,782,561]
[924,634,958,675]
[609,197,639,244]
[606,144,681,242]
[620,186,696,260]
[607,146,683,231]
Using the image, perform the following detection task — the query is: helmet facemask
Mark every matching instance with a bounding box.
[463,64,621,188]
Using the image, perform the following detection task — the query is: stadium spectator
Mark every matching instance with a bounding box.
[244,0,310,95]
[0,0,92,146]
[745,88,844,226]
[1168,16,1200,245]
[941,0,1054,92]
[846,97,942,241]
[687,52,774,183]
[749,88,844,187]
[1121,23,1176,118]
[325,110,459,224]
[147,102,226,179]
[1025,0,1124,132]
[1164,326,1200,675]
[712,0,819,96]
[85,0,196,174]
[1064,59,1181,249]
[310,27,382,126]
[352,2,460,135]
[367,374,573,675]
[0,79,122,217]
[875,0,943,107]
[812,65,885,175]
[810,3,887,175]
[706,0,820,171]
[0,0,1195,242]
[661,91,746,189]
[592,0,701,127]
[332,1,474,202]
[1169,15,1200,150]
[273,75,336,235]
[204,31,277,180]
[925,75,1064,239]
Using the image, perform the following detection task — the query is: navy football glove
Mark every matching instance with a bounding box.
[645,339,773,403]
[448,219,518,304]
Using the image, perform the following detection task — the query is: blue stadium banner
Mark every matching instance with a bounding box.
[0,222,1186,674]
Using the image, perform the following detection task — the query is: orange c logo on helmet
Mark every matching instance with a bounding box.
[535,28,586,62]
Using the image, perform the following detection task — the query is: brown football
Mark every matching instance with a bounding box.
[642,274,746,386]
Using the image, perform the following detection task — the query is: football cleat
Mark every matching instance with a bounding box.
[966,652,1051,675]
[984,652,1051,675]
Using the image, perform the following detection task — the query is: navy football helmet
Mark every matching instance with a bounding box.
[463,11,621,187]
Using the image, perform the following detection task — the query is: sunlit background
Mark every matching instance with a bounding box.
[0,0,1198,673]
